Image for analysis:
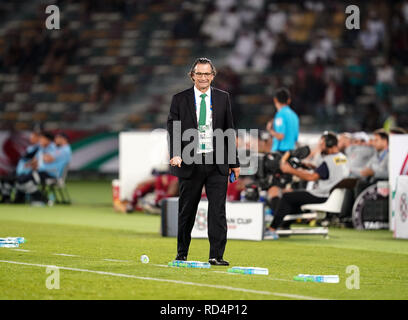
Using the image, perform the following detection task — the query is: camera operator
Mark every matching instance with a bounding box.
[265,87,299,215]
[264,132,350,239]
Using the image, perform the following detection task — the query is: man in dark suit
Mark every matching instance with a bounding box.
[167,57,240,266]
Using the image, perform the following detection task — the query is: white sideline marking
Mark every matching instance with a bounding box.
[272,293,329,300]
[53,253,79,257]
[0,259,329,300]
[212,271,239,275]
[11,249,31,252]
[103,259,130,263]
[267,278,293,282]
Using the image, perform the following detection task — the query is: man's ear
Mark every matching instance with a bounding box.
[287,98,291,105]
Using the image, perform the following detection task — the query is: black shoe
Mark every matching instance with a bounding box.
[175,255,187,261]
[208,258,229,266]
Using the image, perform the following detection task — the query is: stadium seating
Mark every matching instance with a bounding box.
[0,0,406,132]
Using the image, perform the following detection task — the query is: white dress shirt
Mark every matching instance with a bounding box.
[194,86,213,153]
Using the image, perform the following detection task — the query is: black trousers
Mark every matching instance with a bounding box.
[270,191,327,229]
[16,171,54,200]
[0,174,16,197]
[177,153,228,259]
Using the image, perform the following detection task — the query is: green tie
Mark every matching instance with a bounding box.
[198,93,207,126]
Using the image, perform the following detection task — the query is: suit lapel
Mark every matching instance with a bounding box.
[187,87,197,128]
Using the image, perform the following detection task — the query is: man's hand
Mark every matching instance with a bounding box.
[266,119,273,132]
[170,156,182,168]
[43,154,54,163]
[30,159,38,170]
[229,167,241,179]
[360,167,374,177]
[266,119,284,141]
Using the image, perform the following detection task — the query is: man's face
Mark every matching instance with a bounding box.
[319,137,328,154]
[55,136,62,146]
[29,133,39,145]
[352,139,362,145]
[39,136,50,148]
[338,135,351,150]
[191,63,214,92]
[373,134,387,152]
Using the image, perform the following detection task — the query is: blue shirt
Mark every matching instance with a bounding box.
[16,144,40,176]
[271,105,299,152]
[38,144,72,178]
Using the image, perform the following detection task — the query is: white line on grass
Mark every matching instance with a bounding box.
[103,259,130,263]
[53,253,79,257]
[266,278,293,282]
[0,259,329,300]
[152,264,169,268]
[11,249,31,252]
[212,270,239,275]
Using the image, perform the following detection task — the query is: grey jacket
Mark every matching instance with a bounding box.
[345,145,375,177]
[366,149,389,179]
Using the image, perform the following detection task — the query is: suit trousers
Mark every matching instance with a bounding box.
[177,152,228,259]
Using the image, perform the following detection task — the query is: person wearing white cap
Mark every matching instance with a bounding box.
[352,131,370,145]
[346,131,375,177]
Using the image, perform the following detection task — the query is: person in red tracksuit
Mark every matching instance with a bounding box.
[131,174,178,211]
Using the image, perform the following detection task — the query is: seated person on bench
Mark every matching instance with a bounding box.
[264,132,350,239]
[0,130,40,203]
[50,131,72,179]
[15,131,62,204]
[355,128,388,195]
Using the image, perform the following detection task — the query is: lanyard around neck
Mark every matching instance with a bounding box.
[378,149,388,162]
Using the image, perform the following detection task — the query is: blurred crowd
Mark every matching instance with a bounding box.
[0,0,407,132]
[197,0,408,131]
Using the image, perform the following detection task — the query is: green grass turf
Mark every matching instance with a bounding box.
[1,180,408,300]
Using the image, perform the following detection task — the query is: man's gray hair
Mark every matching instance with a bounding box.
[189,57,217,79]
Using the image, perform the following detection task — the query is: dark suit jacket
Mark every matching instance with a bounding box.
[167,86,240,178]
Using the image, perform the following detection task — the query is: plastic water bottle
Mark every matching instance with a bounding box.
[10,237,25,244]
[0,237,25,244]
[228,267,269,275]
[0,242,19,248]
[265,207,273,216]
[15,237,26,244]
[259,191,267,203]
[264,207,273,224]
[294,274,339,283]
[187,261,210,268]
[168,260,211,268]
[192,261,211,268]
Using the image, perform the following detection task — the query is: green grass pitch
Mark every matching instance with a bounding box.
[1,180,407,300]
